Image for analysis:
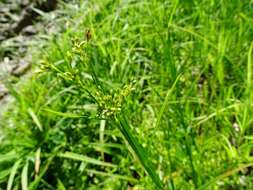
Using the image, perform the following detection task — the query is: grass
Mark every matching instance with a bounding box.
[1,0,253,189]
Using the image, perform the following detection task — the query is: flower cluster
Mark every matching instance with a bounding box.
[96,84,135,118]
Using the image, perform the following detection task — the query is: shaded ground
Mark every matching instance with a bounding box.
[0,0,58,107]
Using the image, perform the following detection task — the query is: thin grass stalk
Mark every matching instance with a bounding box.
[115,113,163,189]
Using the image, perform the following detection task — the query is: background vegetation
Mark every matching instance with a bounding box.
[1,0,253,189]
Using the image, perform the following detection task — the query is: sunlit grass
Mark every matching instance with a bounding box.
[1,0,253,189]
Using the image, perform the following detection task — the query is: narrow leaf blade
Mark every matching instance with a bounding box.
[7,160,21,190]
[21,162,29,190]
[117,114,163,189]
[28,108,43,131]
[58,152,116,168]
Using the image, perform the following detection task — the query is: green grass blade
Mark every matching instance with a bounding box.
[247,43,253,93]
[58,152,117,168]
[168,23,232,63]
[7,159,22,190]
[155,74,181,129]
[28,156,54,190]
[86,169,138,183]
[57,179,66,190]
[0,151,17,163]
[43,108,86,118]
[21,162,29,190]
[28,108,43,131]
[117,114,163,189]
[198,163,253,190]
[0,169,11,182]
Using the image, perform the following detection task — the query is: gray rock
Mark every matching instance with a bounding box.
[11,59,31,77]
[22,25,37,36]
[0,84,8,99]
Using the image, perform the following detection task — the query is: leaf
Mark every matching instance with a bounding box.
[0,151,17,163]
[198,163,253,190]
[35,148,41,176]
[0,169,11,182]
[43,108,86,118]
[155,74,181,129]
[58,152,116,168]
[57,179,66,190]
[86,169,138,183]
[116,114,163,189]
[247,43,253,92]
[28,108,43,131]
[7,160,22,190]
[28,156,53,190]
[21,162,29,190]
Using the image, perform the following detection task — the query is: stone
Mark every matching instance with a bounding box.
[0,84,8,99]
[11,59,31,77]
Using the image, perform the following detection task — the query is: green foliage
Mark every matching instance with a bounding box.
[1,0,253,189]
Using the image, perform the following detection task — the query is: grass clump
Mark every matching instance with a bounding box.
[1,0,253,189]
